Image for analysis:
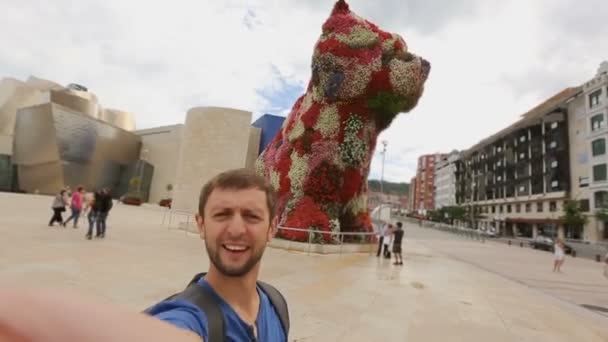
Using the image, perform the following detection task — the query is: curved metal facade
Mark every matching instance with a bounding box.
[12,103,143,195]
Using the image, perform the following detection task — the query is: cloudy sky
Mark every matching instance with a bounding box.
[1,0,607,183]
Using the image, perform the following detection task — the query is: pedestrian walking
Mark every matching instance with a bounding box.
[96,188,113,238]
[392,222,404,265]
[86,189,101,240]
[553,238,566,273]
[48,190,67,226]
[63,186,85,228]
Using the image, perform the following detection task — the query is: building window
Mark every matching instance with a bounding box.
[519,153,526,159]
[497,161,502,167]
[507,204,512,213]
[549,201,557,212]
[551,160,558,168]
[592,138,606,156]
[497,175,502,181]
[594,191,608,208]
[549,141,557,149]
[520,136,526,142]
[550,122,558,129]
[591,114,604,131]
[497,146,502,153]
[519,186,526,192]
[579,199,590,212]
[537,202,543,212]
[499,206,503,213]
[515,203,521,213]
[525,203,531,212]
[579,176,589,187]
[593,164,608,182]
[491,206,495,213]
[590,89,602,108]
[551,180,559,188]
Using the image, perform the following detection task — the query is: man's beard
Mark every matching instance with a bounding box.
[205,239,266,277]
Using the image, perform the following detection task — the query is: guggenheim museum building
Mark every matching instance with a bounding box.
[0,76,284,212]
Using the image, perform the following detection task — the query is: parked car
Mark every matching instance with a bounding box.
[530,236,572,254]
[483,229,499,238]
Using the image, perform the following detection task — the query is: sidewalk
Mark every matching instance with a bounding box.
[1,193,607,341]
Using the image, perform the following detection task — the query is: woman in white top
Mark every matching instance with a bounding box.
[553,238,565,273]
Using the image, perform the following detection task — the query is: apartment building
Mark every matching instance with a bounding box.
[456,87,578,239]
[413,154,444,214]
[568,61,608,241]
[408,176,417,212]
[435,151,460,209]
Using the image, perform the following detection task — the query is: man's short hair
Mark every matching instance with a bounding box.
[198,168,277,221]
[396,222,402,228]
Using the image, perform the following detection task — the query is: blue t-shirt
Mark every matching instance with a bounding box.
[148,278,286,341]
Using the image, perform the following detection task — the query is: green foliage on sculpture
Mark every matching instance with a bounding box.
[257,0,431,242]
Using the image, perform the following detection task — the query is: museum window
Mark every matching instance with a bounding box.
[537,202,543,212]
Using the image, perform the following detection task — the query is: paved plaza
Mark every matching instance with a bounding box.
[1,192,608,341]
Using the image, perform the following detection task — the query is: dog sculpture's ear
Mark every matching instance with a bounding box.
[332,0,350,15]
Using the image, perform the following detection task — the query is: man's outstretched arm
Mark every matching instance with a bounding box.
[0,287,203,342]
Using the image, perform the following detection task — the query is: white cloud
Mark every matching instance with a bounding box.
[1,0,606,183]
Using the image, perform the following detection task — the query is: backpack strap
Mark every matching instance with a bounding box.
[173,280,224,342]
[257,281,290,335]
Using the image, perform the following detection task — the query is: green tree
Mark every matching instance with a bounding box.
[561,200,588,231]
[444,206,466,225]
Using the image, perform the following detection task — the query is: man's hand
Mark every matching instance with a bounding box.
[0,287,202,342]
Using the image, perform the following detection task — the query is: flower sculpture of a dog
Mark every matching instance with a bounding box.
[257,0,430,242]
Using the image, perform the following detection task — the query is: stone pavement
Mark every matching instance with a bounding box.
[408,222,608,314]
[0,192,607,341]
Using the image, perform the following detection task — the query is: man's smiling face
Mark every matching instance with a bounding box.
[197,187,274,277]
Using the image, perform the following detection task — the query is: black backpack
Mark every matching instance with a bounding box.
[144,273,289,341]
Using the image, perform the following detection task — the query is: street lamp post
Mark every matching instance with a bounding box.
[380,140,388,201]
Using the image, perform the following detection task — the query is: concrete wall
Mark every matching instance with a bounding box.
[172,107,255,212]
[245,127,261,169]
[136,125,184,204]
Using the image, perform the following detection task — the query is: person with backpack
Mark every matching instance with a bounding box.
[0,169,289,342]
[145,168,289,341]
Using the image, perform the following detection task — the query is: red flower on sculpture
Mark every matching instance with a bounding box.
[341,168,362,202]
[283,196,331,241]
[303,162,340,203]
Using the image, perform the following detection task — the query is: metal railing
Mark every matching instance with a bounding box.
[160,209,377,255]
[410,218,486,243]
[274,226,377,255]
